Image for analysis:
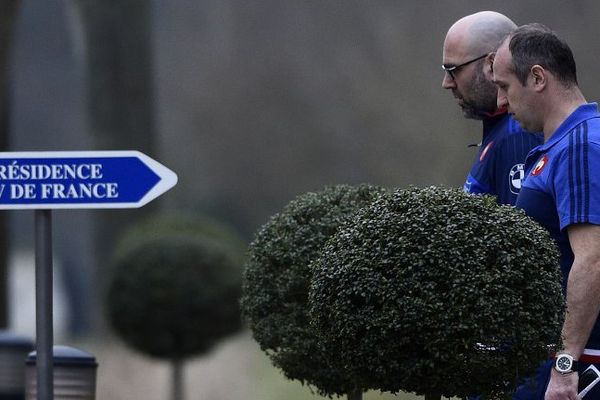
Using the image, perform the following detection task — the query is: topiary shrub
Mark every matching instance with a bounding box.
[308,186,564,399]
[240,184,388,397]
[107,213,245,359]
[106,213,246,400]
[112,212,247,267]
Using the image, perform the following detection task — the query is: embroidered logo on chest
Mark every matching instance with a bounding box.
[531,154,548,176]
[509,163,525,194]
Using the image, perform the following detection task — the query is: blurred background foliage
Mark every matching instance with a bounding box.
[2,0,600,399]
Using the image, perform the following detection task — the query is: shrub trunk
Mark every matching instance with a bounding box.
[172,358,184,400]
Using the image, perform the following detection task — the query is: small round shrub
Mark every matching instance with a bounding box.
[240,184,387,396]
[112,212,247,265]
[106,214,245,360]
[309,186,564,399]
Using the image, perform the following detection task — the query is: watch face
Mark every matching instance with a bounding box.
[556,355,573,372]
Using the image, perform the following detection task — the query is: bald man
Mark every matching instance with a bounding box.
[442,11,542,205]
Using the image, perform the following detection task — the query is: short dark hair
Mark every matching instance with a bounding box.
[508,23,578,87]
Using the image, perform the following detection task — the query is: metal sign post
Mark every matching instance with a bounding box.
[0,151,178,400]
[34,210,53,400]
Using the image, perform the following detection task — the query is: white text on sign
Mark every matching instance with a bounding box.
[0,161,120,201]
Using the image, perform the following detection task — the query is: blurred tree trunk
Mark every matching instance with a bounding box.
[71,0,157,328]
[347,389,362,400]
[0,0,21,329]
[172,358,184,400]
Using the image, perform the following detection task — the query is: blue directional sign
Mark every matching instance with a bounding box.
[0,151,178,209]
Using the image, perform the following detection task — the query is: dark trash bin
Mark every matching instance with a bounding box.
[0,330,34,400]
[25,346,97,400]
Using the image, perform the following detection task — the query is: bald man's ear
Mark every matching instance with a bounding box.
[483,52,495,80]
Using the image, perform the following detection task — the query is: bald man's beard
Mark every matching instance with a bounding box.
[458,68,499,120]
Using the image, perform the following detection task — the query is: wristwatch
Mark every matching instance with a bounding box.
[554,353,578,375]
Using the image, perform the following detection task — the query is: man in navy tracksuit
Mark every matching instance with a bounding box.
[494,23,600,399]
[442,11,542,205]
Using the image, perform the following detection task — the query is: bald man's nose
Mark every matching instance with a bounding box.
[442,73,455,89]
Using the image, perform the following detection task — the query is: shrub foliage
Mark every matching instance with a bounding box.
[240,184,387,396]
[309,186,564,398]
[106,214,245,360]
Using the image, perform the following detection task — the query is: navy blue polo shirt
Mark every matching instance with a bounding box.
[464,112,542,205]
[516,102,600,349]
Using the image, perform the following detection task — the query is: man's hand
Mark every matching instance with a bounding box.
[545,369,579,400]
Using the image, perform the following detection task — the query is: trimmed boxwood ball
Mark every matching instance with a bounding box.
[112,212,247,266]
[308,186,564,399]
[240,184,388,396]
[106,214,245,360]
